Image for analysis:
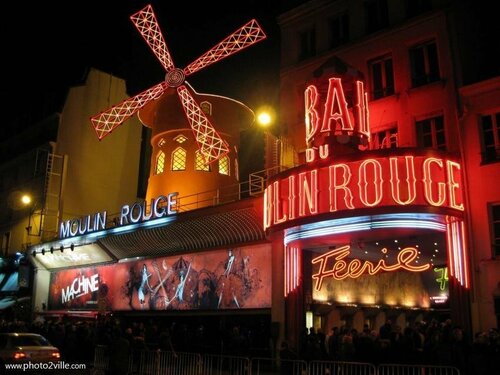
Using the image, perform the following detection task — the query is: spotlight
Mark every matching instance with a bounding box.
[70,244,74,251]
[32,250,36,257]
[60,245,64,253]
[50,247,54,254]
[41,249,45,256]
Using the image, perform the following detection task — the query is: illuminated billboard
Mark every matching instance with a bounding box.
[311,245,449,308]
[48,244,271,311]
[34,243,114,270]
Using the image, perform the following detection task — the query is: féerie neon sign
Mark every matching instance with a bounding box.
[311,245,430,291]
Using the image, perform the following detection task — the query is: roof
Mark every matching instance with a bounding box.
[99,203,266,259]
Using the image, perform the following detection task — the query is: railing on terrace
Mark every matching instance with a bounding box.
[249,165,290,197]
[104,166,291,226]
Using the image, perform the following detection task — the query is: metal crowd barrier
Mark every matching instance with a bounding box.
[93,347,461,375]
[136,350,201,375]
[308,360,376,375]
[377,363,460,375]
[251,357,308,375]
[92,345,109,374]
[201,353,251,375]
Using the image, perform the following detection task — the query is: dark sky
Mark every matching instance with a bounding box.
[1,0,283,132]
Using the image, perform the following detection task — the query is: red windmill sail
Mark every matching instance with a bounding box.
[91,4,266,164]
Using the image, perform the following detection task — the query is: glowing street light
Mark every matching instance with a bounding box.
[20,193,41,237]
[21,194,32,206]
[255,106,276,129]
[257,112,272,126]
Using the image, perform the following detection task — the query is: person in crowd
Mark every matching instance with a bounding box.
[108,327,130,375]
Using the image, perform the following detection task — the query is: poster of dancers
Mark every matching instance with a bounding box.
[48,244,271,311]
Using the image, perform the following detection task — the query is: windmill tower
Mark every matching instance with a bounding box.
[91,5,266,207]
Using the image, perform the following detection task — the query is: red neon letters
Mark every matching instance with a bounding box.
[304,77,370,162]
[264,155,464,230]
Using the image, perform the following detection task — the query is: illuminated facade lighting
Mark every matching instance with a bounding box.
[284,246,301,297]
[284,213,446,246]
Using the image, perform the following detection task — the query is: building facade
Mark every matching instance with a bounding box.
[0,68,143,316]
[274,0,500,347]
[4,0,497,358]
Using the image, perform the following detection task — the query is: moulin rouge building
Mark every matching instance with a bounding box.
[26,0,500,351]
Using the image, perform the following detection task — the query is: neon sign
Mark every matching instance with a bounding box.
[311,245,430,291]
[264,154,464,230]
[264,76,464,231]
[304,78,369,163]
[59,192,178,238]
[434,267,449,291]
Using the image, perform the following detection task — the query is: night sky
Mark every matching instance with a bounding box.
[1,0,282,135]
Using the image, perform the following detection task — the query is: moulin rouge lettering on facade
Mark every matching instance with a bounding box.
[61,273,99,304]
[59,192,178,239]
[263,77,464,230]
[311,245,431,291]
[264,155,464,229]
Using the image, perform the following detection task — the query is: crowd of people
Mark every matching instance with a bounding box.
[1,315,500,375]
[0,314,272,364]
[288,319,500,375]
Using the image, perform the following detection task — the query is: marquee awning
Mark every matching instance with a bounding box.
[98,202,266,259]
[30,197,267,267]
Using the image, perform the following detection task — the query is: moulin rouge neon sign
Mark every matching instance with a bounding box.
[263,77,464,230]
[311,245,430,291]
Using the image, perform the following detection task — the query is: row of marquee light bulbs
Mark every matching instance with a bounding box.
[32,244,75,257]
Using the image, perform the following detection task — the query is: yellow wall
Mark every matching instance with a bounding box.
[56,68,142,222]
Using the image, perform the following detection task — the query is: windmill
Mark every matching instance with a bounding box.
[91,4,266,165]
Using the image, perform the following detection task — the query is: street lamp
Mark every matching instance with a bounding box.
[21,195,32,205]
[255,106,276,129]
[255,106,281,172]
[20,193,41,237]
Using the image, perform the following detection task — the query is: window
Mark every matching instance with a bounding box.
[195,150,210,171]
[329,13,349,48]
[410,40,440,87]
[364,0,389,34]
[200,101,212,115]
[219,155,230,176]
[298,27,316,61]
[480,112,500,163]
[416,115,446,150]
[158,138,166,147]
[174,134,187,144]
[491,204,500,257]
[155,151,165,175]
[171,147,186,171]
[368,54,394,100]
[370,126,398,150]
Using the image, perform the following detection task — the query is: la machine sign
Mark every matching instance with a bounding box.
[264,77,464,231]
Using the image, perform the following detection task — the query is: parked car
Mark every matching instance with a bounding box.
[0,332,60,369]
